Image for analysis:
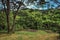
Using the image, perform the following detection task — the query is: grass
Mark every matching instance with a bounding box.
[0,30,59,40]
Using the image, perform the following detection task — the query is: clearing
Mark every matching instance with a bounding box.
[0,30,59,40]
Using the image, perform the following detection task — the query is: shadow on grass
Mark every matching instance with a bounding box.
[0,31,12,37]
[0,32,7,34]
[57,34,60,40]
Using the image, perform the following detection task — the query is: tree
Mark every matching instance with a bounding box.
[11,1,24,33]
[1,0,60,33]
[1,0,10,33]
[1,0,24,33]
[6,0,10,33]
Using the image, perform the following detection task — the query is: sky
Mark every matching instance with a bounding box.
[24,0,60,10]
[0,0,60,10]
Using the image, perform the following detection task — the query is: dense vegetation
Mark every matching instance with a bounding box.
[0,0,60,40]
[0,9,60,33]
[0,9,60,40]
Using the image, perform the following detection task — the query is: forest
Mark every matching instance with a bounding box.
[0,0,60,40]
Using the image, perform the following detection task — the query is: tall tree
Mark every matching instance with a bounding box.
[11,1,24,33]
[2,0,10,33]
[1,0,24,33]
[6,0,10,33]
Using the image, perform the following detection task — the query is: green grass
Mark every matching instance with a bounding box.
[0,30,59,40]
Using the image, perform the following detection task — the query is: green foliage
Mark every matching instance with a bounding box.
[15,9,60,32]
[0,11,7,30]
[0,9,60,33]
[16,10,41,30]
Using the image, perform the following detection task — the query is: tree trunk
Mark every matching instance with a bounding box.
[6,0,10,33]
[11,13,16,33]
[11,6,20,33]
[11,1,24,33]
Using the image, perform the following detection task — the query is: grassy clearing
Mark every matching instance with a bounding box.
[0,30,59,40]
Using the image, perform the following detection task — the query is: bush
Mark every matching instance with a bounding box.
[0,9,60,33]
[15,9,60,32]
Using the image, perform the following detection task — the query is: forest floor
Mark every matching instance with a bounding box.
[0,30,59,40]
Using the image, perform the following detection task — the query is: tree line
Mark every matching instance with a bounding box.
[0,0,60,34]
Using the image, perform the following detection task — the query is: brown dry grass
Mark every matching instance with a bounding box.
[0,30,59,40]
